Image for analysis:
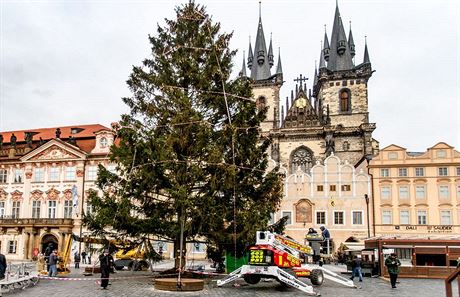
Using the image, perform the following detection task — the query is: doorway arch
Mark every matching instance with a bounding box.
[41,233,58,254]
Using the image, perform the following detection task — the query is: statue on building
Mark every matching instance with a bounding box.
[39,137,44,146]
[25,132,33,148]
[325,133,335,156]
[0,134,3,149]
[10,133,17,149]
[55,128,61,139]
[68,136,77,146]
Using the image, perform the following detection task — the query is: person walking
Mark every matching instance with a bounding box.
[99,249,114,290]
[48,250,58,277]
[350,255,363,282]
[44,243,53,272]
[81,251,87,264]
[74,252,81,269]
[0,252,7,280]
[385,253,401,288]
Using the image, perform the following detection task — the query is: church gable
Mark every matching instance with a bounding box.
[20,139,87,162]
[282,88,320,129]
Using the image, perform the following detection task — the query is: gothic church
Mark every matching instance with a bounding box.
[242,3,379,247]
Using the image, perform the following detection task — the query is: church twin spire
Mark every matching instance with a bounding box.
[241,2,282,81]
[320,1,370,72]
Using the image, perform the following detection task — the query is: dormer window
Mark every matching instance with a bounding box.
[257,50,265,65]
[337,40,346,55]
[100,137,108,148]
[323,48,330,61]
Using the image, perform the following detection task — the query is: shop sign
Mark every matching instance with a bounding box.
[427,225,453,233]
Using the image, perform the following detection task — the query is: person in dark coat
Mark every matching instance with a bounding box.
[74,252,81,269]
[385,253,401,288]
[44,243,53,272]
[99,249,114,290]
[0,252,7,279]
[350,255,363,282]
[81,251,87,264]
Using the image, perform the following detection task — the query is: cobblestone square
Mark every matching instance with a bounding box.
[3,264,457,297]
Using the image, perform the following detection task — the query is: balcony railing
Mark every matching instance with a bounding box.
[0,217,74,227]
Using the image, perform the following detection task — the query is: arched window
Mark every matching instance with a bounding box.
[291,147,314,174]
[339,89,351,112]
[256,96,266,112]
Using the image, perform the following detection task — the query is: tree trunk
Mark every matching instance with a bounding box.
[173,236,186,270]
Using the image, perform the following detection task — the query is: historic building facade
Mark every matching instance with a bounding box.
[241,3,379,249]
[368,142,460,237]
[0,125,114,260]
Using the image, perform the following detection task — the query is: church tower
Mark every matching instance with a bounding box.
[312,2,377,161]
[241,3,283,135]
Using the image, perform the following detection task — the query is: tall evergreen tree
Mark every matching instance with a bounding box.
[84,1,283,268]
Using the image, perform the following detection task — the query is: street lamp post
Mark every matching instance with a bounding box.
[364,194,370,238]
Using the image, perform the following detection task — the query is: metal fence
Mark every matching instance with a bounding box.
[0,263,39,296]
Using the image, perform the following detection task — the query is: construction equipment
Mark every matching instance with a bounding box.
[113,242,149,271]
[217,231,356,295]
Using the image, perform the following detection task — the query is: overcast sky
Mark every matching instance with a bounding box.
[1,0,459,152]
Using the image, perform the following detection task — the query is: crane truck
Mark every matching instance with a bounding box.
[217,231,356,295]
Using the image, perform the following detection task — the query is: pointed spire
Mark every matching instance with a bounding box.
[250,1,271,80]
[276,47,283,74]
[327,1,354,71]
[240,51,247,77]
[348,21,355,58]
[319,41,326,69]
[363,36,371,64]
[323,25,330,62]
[268,33,274,67]
[313,60,318,86]
[247,37,253,70]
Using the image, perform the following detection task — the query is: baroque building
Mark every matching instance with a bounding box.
[369,143,460,238]
[0,125,114,260]
[241,3,379,249]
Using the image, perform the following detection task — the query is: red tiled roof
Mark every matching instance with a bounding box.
[0,124,110,143]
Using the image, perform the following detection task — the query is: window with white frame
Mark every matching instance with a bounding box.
[0,169,7,183]
[334,211,344,225]
[316,211,326,225]
[8,241,17,254]
[415,167,425,177]
[48,201,57,218]
[282,211,292,225]
[33,167,45,182]
[32,201,41,218]
[352,211,363,225]
[380,168,389,178]
[438,167,448,176]
[13,169,23,183]
[193,242,205,253]
[398,168,408,177]
[64,200,73,218]
[86,203,93,215]
[281,211,292,225]
[415,185,426,199]
[381,186,391,199]
[86,166,98,180]
[64,167,76,181]
[441,210,452,225]
[48,167,60,182]
[0,201,5,218]
[400,210,410,225]
[382,210,392,224]
[417,210,427,225]
[439,185,449,199]
[399,185,409,199]
[12,201,20,218]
